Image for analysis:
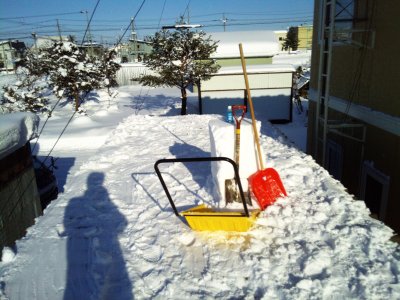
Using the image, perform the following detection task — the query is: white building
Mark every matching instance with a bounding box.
[200,64,295,122]
[199,30,294,122]
[209,30,280,66]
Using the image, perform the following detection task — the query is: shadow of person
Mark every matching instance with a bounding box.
[63,172,133,300]
[168,142,211,189]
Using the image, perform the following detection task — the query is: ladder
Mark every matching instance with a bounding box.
[315,0,367,169]
[315,0,336,165]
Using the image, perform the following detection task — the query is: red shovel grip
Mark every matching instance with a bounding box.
[232,105,246,129]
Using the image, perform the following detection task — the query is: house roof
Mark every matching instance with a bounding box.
[209,30,280,58]
[0,40,26,50]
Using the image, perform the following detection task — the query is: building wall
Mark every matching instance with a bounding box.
[308,0,400,233]
[274,31,287,50]
[119,41,152,63]
[297,26,313,49]
[215,57,273,67]
[0,43,18,70]
[200,70,293,121]
[0,41,26,70]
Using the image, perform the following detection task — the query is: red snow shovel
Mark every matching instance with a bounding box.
[239,43,287,210]
[225,105,247,204]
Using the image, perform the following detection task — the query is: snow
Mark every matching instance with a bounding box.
[216,64,296,75]
[210,31,279,58]
[273,51,312,68]
[0,112,39,159]
[209,118,264,203]
[1,58,400,299]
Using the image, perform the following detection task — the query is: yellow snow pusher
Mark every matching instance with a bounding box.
[154,157,260,232]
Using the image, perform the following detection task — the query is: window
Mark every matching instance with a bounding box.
[360,162,390,220]
[326,140,343,180]
[334,0,354,42]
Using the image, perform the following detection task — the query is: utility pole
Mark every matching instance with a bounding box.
[81,10,93,56]
[31,32,37,50]
[130,18,137,62]
[56,19,62,42]
[222,13,228,32]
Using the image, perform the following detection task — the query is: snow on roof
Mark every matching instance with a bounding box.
[0,112,39,160]
[216,64,296,75]
[297,75,310,89]
[209,30,279,58]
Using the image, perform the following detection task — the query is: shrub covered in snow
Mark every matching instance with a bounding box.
[1,84,49,113]
[99,50,121,96]
[43,42,103,111]
[1,42,121,114]
[0,62,49,114]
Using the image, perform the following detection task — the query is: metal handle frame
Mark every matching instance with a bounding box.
[154,157,249,217]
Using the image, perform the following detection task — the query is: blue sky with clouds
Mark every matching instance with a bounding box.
[0,0,314,45]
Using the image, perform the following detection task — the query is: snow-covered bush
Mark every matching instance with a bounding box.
[1,42,121,113]
[101,50,121,96]
[0,62,50,114]
[42,42,102,111]
[1,84,49,113]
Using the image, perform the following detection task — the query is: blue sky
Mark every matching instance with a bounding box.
[0,0,314,46]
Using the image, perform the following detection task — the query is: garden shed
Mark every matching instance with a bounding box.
[0,112,42,252]
[199,64,296,122]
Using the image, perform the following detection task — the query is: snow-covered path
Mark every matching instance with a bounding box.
[1,101,399,299]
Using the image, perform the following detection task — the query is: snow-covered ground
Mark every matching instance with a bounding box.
[1,58,400,299]
[273,50,312,68]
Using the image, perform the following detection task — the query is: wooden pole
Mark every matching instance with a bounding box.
[239,43,264,170]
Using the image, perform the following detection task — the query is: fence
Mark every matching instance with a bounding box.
[116,63,153,86]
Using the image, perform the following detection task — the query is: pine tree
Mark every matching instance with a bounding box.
[284,27,299,53]
[140,29,220,115]
[0,49,50,113]
[1,42,120,114]
[1,83,49,113]
[99,50,121,96]
[44,42,102,112]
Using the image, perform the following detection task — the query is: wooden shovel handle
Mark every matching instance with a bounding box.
[232,105,246,166]
[235,127,240,166]
[239,43,265,170]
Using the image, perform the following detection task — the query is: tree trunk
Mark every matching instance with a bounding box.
[74,91,80,112]
[180,88,187,115]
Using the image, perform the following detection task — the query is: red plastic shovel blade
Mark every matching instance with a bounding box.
[248,168,287,210]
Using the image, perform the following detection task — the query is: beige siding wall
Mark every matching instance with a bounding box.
[202,73,293,91]
[298,26,313,49]
[311,1,400,116]
[309,0,400,233]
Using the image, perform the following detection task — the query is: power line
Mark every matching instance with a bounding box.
[115,0,146,46]
[0,11,83,20]
[182,0,191,18]
[81,0,101,45]
[157,0,167,29]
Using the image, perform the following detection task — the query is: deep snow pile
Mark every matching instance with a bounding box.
[0,112,39,159]
[0,83,399,299]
